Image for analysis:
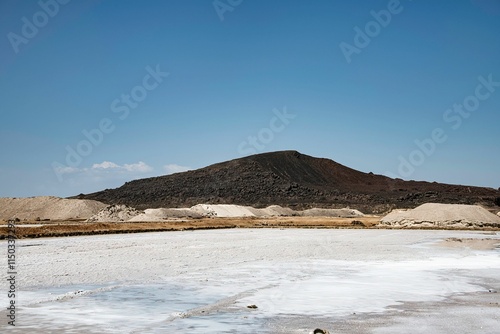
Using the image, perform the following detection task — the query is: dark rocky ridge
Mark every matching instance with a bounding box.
[76,151,500,213]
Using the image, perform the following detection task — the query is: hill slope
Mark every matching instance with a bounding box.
[77,151,500,213]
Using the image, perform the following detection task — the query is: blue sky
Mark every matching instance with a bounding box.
[1,0,499,197]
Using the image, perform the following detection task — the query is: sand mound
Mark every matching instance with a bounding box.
[0,196,106,221]
[380,203,500,228]
[247,205,297,217]
[189,204,363,218]
[81,203,365,222]
[86,205,143,222]
[263,205,297,216]
[191,204,256,217]
[129,208,203,221]
[129,205,298,220]
[300,208,364,218]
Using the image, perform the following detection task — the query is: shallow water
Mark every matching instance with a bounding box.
[15,283,266,333]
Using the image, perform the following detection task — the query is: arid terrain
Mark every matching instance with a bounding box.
[1,151,499,333]
[2,213,499,239]
[2,196,499,239]
[4,151,497,240]
[0,151,500,334]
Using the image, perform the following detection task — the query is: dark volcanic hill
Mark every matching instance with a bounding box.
[77,151,500,213]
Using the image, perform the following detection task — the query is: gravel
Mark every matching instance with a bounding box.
[86,204,143,222]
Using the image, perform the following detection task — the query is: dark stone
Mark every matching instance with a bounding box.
[351,220,365,226]
[73,151,500,214]
[313,329,330,334]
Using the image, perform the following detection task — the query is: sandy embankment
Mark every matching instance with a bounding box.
[88,203,365,222]
[0,196,106,221]
[0,198,374,238]
[380,203,500,228]
[0,197,365,223]
[2,198,500,240]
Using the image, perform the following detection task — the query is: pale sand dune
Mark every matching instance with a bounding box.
[129,208,203,221]
[301,208,364,218]
[88,203,365,222]
[0,196,106,220]
[380,203,500,228]
[191,204,258,217]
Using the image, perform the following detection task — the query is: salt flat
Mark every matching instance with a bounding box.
[1,229,499,333]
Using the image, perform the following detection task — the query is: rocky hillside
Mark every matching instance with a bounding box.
[76,151,500,213]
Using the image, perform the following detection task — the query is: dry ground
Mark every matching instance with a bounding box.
[0,216,382,239]
[2,216,500,239]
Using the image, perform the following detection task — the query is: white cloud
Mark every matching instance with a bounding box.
[55,161,153,175]
[53,166,81,175]
[163,164,191,174]
[89,161,153,173]
[92,161,120,169]
[123,161,153,172]
[48,161,156,196]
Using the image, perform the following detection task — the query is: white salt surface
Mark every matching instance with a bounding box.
[1,229,499,333]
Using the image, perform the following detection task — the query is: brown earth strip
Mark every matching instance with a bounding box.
[2,216,499,239]
[0,217,381,239]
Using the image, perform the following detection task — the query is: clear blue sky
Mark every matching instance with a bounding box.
[1,0,499,197]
